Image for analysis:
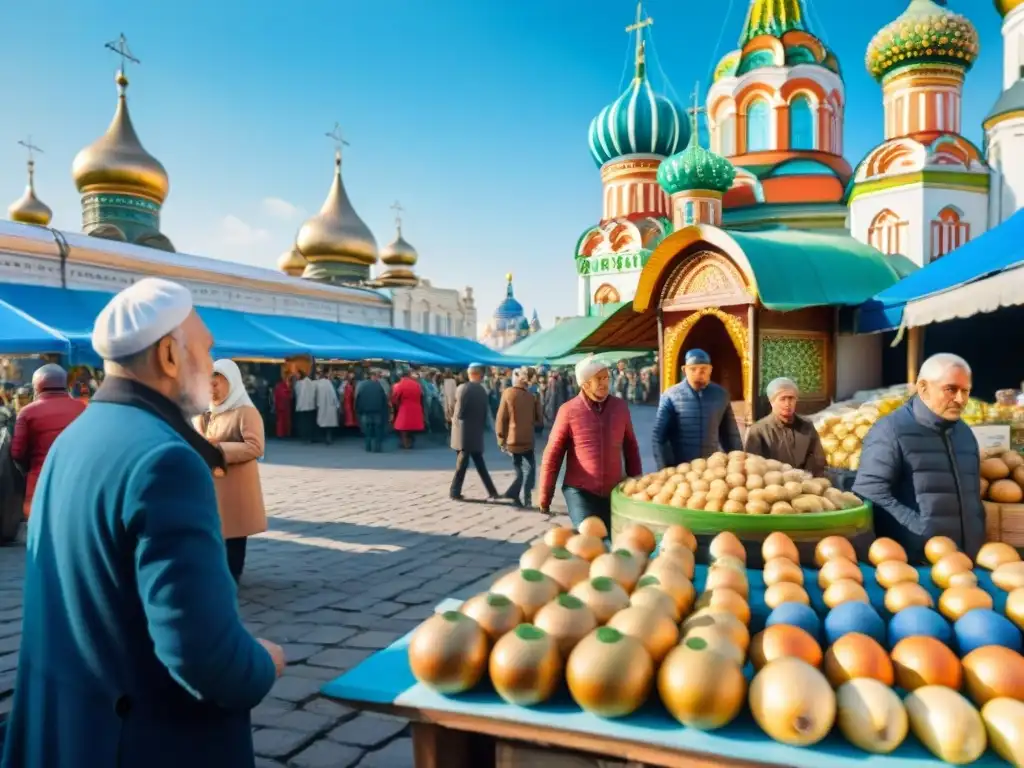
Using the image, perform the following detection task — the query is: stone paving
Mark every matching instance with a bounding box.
[0,405,659,767]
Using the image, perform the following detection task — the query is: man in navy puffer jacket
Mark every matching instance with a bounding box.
[853,353,985,565]
[652,349,742,468]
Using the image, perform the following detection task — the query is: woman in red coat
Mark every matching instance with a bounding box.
[342,372,358,429]
[390,371,425,449]
[273,378,293,438]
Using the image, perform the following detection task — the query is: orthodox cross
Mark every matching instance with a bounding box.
[687,83,705,134]
[325,123,349,160]
[104,34,140,75]
[17,137,43,164]
[626,2,653,61]
[390,200,404,230]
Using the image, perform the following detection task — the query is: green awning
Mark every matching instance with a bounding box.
[729,229,903,310]
[548,350,651,366]
[503,315,607,360]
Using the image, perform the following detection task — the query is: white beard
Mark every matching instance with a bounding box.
[177,352,211,417]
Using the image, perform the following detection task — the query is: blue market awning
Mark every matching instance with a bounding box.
[0,284,111,361]
[292,318,452,365]
[195,307,309,360]
[858,209,1024,333]
[381,328,530,368]
[0,298,69,355]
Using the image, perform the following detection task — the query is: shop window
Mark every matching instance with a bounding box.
[746,98,771,153]
[868,209,908,255]
[789,95,815,150]
[930,206,970,261]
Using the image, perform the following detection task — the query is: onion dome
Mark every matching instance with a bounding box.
[8,157,52,226]
[866,0,980,82]
[295,150,378,267]
[376,214,419,288]
[657,106,736,196]
[72,71,169,204]
[277,247,307,277]
[996,0,1024,17]
[494,273,525,325]
[587,40,685,168]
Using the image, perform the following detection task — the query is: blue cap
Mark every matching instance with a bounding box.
[684,348,711,366]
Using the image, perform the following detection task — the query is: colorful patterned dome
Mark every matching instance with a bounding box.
[996,0,1024,17]
[587,41,685,168]
[866,0,979,82]
[657,107,736,196]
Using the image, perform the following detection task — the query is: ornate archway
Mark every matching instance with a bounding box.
[594,283,621,304]
[662,307,752,407]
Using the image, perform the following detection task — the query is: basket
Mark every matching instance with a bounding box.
[610,488,874,568]
[985,501,1024,548]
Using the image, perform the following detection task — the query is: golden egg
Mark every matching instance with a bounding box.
[616,523,657,555]
[749,624,823,671]
[709,554,746,574]
[868,537,908,565]
[635,570,696,616]
[577,516,608,540]
[488,624,563,705]
[891,636,963,692]
[938,586,993,621]
[815,536,857,567]
[704,565,750,599]
[749,657,836,747]
[764,582,810,609]
[565,533,607,562]
[994,562,1024,592]
[607,606,679,664]
[823,579,870,609]
[823,632,894,688]
[569,577,631,624]
[885,582,934,613]
[977,542,1021,571]
[963,646,1024,707]
[658,638,747,730]
[543,527,575,549]
[661,524,697,552]
[695,587,751,625]
[491,569,561,621]
[681,609,751,652]
[924,536,959,565]
[763,557,805,587]
[655,545,696,579]
[408,611,489,693]
[533,594,599,657]
[818,558,864,590]
[680,625,746,666]
[539,548,591,591]
[1006,588,1024,630]
[981,698,1024,767]
[931,552,974,589]
[709,531,746,564]
[762,532,800,564]
[629,584,681,621]
[566,627,654,717]
[589,549,643,592]
[459,592,524,643]
[875,560,920,589]
[948,571,979,588]
[519,542,552,571]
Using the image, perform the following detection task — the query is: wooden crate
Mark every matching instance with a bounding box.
[496,741,642,768]
[984,501,1024,548]
[985,501,1003,542]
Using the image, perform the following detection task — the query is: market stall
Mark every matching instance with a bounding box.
[324,512,1024,766]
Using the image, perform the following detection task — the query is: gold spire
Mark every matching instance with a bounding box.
[276,247,307,276]
[295,123,378,266]
[71,35,169,204]
[8,138,53,226]
[626,2,653,77]
[380,201,418,267]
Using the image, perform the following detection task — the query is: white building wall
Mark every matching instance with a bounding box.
[388,280,475,339]
[849,185,925,265]
[835,333,883,401]
[1003,8,1024,91]
[921,185,990,257]
[988,116,1024,226]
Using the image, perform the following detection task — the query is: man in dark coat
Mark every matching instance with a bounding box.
[853,353,985,565]
[449,363,499,501]
[2,278,284,768]
[355,370,389,453]
[743,377,826,474]
[652,348,742,468]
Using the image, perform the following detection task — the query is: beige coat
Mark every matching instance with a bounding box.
[194,405,268,540]
[495,384,543,454]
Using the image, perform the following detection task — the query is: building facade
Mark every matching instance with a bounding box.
[479,274,540,350]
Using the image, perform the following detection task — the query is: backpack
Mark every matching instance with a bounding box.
[0,428,25,545]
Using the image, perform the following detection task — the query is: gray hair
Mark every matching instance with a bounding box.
[918,353,972,382]
[766,377,799,401]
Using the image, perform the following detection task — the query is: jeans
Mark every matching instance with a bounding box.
[360,413,385,452]
[450,451,498,498]
[562,486,611,531]
[504,449,536,505]
[226,536,248,583]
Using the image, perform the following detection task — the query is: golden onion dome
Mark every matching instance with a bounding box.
[72,72,169,204]
[866,0,980,82]
[381,228,418,267]
[8,159,52,226]
[295,151,378,266]
[277,247,307,276]
[376,267,419,288]
[996,0,1024,17]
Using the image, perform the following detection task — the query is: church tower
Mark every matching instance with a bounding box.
[849,0,987,267]
[987,0,1024,226]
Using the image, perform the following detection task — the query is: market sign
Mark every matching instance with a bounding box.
[577,250,650,276]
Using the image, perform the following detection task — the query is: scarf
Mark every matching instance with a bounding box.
[210,359,254,415]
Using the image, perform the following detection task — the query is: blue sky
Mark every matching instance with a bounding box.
[0,0,1007,331]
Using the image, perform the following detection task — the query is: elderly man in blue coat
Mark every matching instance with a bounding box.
[853,353,985,565]
[3,278,285,768]
[652,348,743,468]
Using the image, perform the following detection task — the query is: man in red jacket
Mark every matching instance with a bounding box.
[539,355,642,529]
[10,364,86,519]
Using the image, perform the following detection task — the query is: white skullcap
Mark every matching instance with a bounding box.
[766,377,799,401]
[92,278,194,361]
[575,354,608,386]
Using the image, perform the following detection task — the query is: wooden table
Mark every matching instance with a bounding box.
[322,568,1013,768]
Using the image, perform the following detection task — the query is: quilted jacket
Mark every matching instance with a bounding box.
[652,380,742,468]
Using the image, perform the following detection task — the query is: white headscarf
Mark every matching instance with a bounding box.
[211,359,254,415]
[575,355,608,387]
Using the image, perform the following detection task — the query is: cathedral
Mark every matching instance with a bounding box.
[479,273,542,350]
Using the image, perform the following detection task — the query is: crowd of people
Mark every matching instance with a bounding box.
[0,273,989,766]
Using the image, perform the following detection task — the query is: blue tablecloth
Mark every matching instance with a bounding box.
[322,565,1011,768]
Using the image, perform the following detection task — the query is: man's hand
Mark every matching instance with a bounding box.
[258,639,286,677]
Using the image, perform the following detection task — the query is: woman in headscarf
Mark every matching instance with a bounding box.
[194,359,268,583]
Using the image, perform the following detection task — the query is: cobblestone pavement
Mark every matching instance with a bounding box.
[0,405,658,767]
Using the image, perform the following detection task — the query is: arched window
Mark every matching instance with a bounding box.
[789,95,815,150]
[594,283,621,305]
[930,206,970,261]
[746,98,771,153]
[719,114,737,156]
[868,209,908,256]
